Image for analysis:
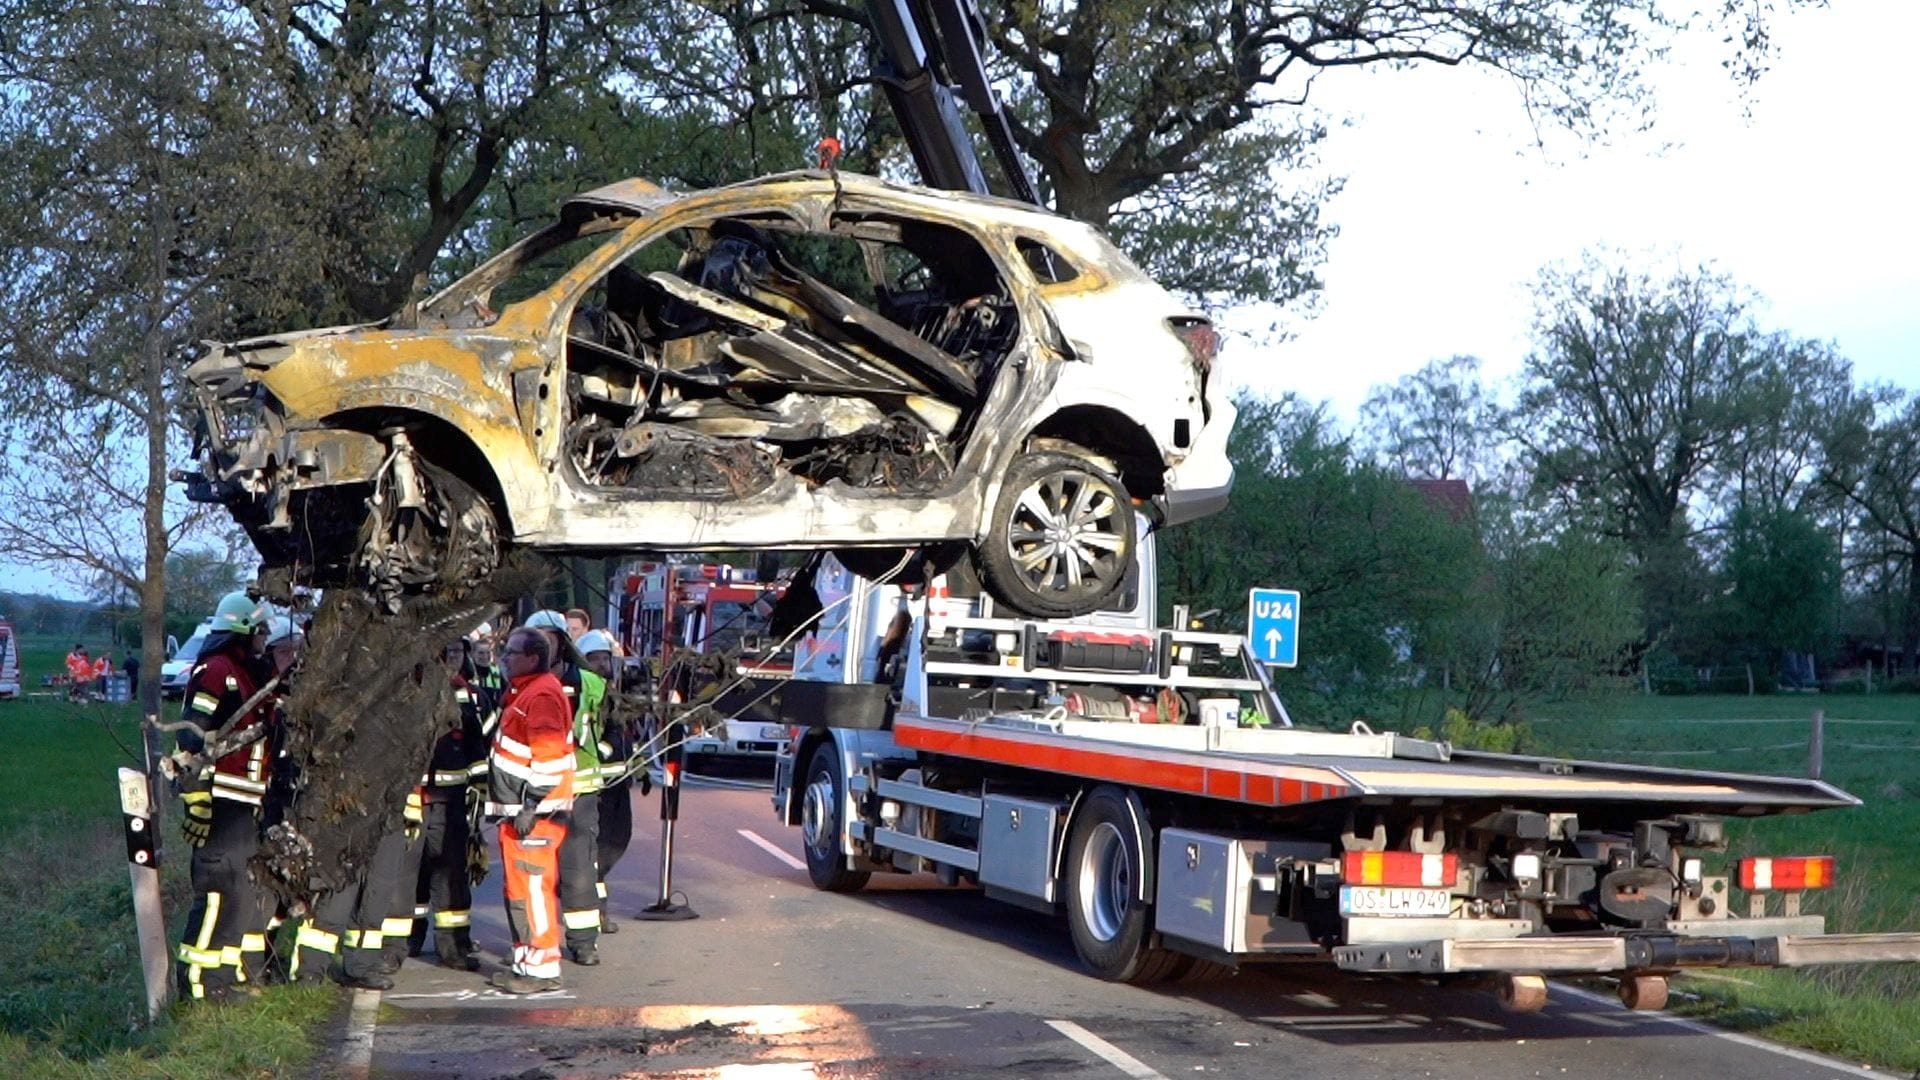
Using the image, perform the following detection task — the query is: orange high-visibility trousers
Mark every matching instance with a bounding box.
[501,815,567,978]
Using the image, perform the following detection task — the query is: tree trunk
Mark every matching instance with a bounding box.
[139,163,172,814]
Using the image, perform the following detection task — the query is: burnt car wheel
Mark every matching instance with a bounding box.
[975,451,1135,619]
[359,456,500,612]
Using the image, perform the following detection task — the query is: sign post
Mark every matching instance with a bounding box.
[118,767,171,1019]
[1246,588,1301,668]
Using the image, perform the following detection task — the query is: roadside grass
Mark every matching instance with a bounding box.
[0,692,334,1076]
[1529,693,1920,1071]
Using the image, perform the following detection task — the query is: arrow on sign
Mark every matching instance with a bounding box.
[1264,627,1282,657]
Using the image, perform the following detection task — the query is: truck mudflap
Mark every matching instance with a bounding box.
[1334,930,1920,975]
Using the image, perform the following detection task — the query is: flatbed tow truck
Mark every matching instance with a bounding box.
[769,537,1920,1011]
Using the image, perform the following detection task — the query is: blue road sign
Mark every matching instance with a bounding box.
[1246,588,1301,667]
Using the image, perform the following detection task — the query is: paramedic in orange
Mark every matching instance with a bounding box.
[485,626,575,994]
[65,644,93,701]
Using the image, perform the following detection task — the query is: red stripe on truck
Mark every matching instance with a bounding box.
[893,715,1352,807]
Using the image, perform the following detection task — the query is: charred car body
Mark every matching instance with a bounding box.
[183,172,1234,616]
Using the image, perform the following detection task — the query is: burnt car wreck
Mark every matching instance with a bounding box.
[183,172,1235,617]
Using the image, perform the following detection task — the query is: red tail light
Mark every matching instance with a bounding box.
[1168,318,1219,372]
[1341,851,1457,888]
[1738,856,1835,891]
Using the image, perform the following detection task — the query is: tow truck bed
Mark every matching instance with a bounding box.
[893,712,1858,813]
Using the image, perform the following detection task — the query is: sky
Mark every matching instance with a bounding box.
[1220,1,1920,423]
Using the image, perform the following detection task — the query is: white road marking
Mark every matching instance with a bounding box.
[1447,1016,1504,1031]
[340,987,379,1078]
[1046,1019,1168,1080]
[1565,1010,1632,1029]
[739,828,808,872]
[1552,983,1885,1079]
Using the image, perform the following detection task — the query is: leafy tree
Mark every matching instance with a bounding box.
[1159,395,1486,725]
[0,0,313,717]
[1820,387,1920,672]
[1358,355,1503,482]
[1513,255,1790,647]
[1714,505,1840,679]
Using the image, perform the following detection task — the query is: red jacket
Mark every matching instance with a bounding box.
[485,670,574,816]
[180,649,272,806]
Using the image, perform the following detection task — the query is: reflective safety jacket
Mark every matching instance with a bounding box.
[561,666,608,795]
[179,647,273,806]
[424,673,488,800]
[485,670,574,817]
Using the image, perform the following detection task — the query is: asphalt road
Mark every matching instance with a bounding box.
[356,772,1881,1079]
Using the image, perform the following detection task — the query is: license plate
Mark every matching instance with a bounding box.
[1340,886,1451,918]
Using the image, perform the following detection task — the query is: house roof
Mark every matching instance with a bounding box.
[1407,477,1474,522]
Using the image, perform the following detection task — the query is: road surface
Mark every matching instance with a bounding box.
[354,773,1878,1079]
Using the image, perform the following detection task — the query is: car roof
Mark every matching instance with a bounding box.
[566,171,1090,239]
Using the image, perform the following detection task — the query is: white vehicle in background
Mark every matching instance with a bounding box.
[159,620,213,701]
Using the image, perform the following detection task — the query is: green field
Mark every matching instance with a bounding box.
[1529,693,1920,1069]
[0,632,331,1077]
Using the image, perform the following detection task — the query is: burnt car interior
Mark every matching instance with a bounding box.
[559,213,1024,499]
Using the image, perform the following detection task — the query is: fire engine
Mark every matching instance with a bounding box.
[612,560,792,765]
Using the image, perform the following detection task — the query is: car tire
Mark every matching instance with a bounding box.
[801,743,870,893]
[1064,787,1182,984]
[975,451,1135,619]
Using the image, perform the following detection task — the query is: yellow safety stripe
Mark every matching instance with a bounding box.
[432,910,471,929]
[412,904,430,919]
[240,933,267,953]
[224,676,240,691]
[561,909,602,930]
[431,770,469,787]
[381,917,414,938]
[190,692,220,715]
[296,925,340,953]
[596,881,608,900]
[195,892,222,951]
[177,943,223,967]
[213,774,268,793]
[353,930,385,949]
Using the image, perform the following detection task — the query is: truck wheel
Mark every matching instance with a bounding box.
[801,744,870,893]
[1064,788,1183,983]
[976,452,1134,619]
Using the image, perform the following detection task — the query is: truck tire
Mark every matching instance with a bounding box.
[801,744,870,892]
[1064,788,1183,983]
[975,451,1135,619]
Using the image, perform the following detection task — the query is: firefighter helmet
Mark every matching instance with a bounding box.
[264,615,304,647]
[210,591,267,634]
[576,630,615,656]
[525,609,568,632]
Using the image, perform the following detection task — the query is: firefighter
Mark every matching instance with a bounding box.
[526,609,607,966]
[409,639,487,970]
[487,625,575,994]
[174,591,274,1002]
[577,630,640,934]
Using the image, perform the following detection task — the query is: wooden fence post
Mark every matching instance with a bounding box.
[1808,709,1825,781]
